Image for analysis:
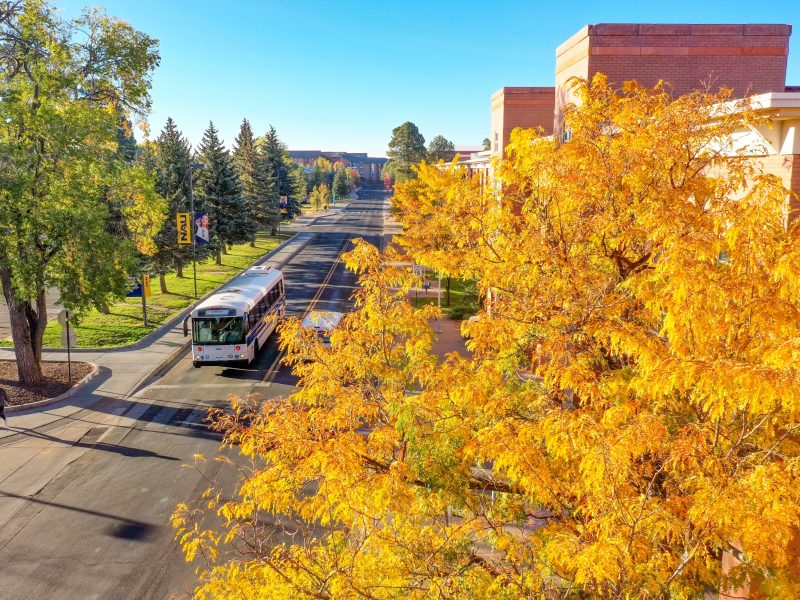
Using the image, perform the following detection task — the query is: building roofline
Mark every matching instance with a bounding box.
[491,86,555,101]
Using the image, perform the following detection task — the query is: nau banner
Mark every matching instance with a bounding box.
[177,212,191,244]
[194,211,210,245]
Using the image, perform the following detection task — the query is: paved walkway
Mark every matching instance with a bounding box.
[0,233,315,440]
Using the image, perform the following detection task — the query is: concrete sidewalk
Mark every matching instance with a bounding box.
[284,202,351,231]
[0,232,315,439]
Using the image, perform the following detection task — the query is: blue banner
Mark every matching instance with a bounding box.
[127,277,143,297]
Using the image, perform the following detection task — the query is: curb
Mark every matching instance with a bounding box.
[6,361,100,414]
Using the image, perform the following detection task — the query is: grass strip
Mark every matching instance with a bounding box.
[2,232,290,349]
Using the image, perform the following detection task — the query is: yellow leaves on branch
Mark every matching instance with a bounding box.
[174,75,800,599]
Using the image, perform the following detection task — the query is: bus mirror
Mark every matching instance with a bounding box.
[183,315,190,338]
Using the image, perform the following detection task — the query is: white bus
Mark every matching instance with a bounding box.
[183,265,285,367]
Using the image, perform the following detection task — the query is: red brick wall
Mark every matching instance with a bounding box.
[555,24,792,130]
[491,87,555,157]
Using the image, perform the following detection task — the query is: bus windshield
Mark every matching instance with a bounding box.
[193,317,245,345]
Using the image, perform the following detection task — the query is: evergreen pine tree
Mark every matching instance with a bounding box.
[260,126,286,228]
[260,125,303,222]
[285,158,305,217]
[197,122,256,265]
[149,117,196,291]
[233,119,279,244]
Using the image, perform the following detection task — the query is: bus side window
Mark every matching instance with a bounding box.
[279,281,284,296]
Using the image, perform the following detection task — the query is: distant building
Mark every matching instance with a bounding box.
[288,150,388,182]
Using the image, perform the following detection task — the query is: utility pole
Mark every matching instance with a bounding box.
[141,281,148,326]
[276,160,281,238]
[188,163,205,299]
[65,310,72,384]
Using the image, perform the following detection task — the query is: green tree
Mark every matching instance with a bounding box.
[260,126,288,224]
[197,122,255,265]
[310,157,334,189]
[482,137,491,151]
[233,119,278,244]
[310,183,331,211]
[148,118,196,291]
[285,158,306,217]
[427,134,455,162]
[0,0,163,384]
[386,121,427,183]
[332,167,351,198]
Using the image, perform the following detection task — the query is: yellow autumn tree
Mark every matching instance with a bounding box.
[174,75,800,598]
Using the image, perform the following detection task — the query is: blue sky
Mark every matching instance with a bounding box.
[59,0,799,157]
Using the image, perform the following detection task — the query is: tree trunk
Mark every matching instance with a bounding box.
[446,276,451,307]
[221,245,229,255]
[216,250,222,266]
[0,267,46,385]
[159,272,168,293]
[99,301,110,314]
[250,239,256,248]
[177,264,184,278]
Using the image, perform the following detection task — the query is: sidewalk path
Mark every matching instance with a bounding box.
[0,232,315,440]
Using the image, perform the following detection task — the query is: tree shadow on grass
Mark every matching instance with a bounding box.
[160,291,193,300]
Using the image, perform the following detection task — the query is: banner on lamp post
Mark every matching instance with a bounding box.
[177,213,191,244]
[194,212,210,245]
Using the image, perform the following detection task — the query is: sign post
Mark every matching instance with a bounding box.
[141,275,151,327]
[127,277,150,326]
[57,310,75,383]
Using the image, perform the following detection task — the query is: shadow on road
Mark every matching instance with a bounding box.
[0,490,159,542]
[4,425,181,461]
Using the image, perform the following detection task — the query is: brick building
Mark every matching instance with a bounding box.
[490,87,555,157]
[288,150,387,183]
[555,23,792,131]
[480,23,800,209]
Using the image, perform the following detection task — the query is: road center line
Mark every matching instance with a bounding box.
[261,233,355,382]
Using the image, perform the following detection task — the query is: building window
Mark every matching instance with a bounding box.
[493,132,499,153]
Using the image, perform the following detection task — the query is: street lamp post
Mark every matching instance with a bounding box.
[188,162,205,299]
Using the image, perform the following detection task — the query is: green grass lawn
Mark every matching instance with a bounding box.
[2,232,290,349]
[410,277,479,320]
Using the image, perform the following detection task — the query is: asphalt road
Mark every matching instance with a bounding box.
[0,187,391,600]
